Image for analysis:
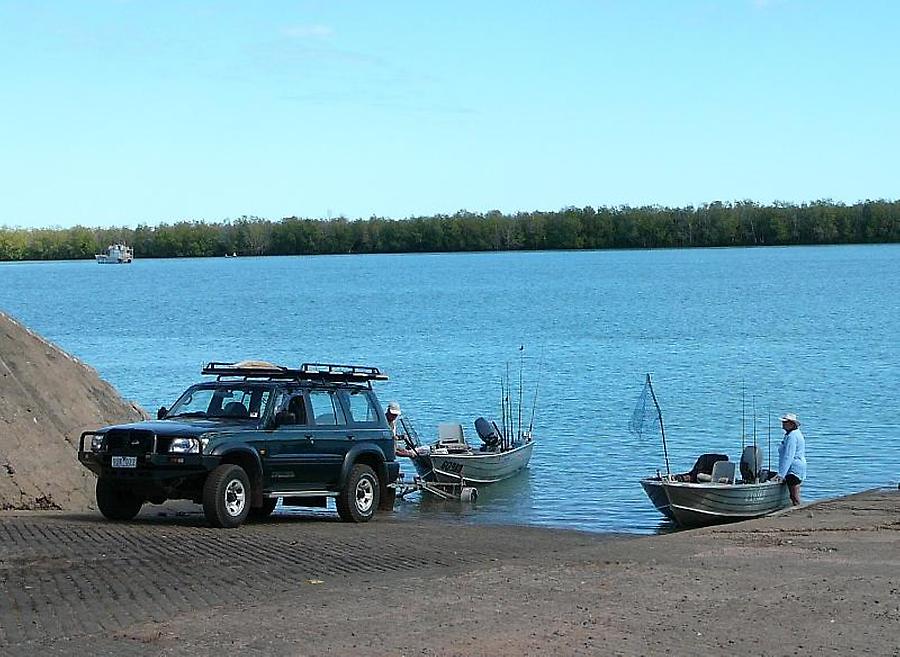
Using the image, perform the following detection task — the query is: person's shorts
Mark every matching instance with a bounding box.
[785,473,802,486]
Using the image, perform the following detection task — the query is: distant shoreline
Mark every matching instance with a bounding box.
[1,240,898,267]
[2,199,898,262]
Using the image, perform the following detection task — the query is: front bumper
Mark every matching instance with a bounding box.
[78,431,218,489]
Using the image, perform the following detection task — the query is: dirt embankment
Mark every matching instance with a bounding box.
[0,311,145,511]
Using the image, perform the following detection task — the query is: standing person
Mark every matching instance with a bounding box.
[385,401,401,437]
[774,412,806,506]
[386,401,412,457]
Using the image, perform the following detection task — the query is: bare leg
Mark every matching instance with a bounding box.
[788,484,801,506]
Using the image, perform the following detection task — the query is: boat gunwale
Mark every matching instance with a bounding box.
[428,439,534,461]
[652,479,785,491]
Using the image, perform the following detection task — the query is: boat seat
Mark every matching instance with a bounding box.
[437,423,466,445]
[710,460,736,484]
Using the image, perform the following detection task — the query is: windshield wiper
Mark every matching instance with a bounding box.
[167,411,208,419]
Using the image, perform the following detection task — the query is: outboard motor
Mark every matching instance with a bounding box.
[740,445,764,483]
[474,416,501,451]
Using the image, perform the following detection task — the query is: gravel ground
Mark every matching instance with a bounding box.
[1,489,899,657]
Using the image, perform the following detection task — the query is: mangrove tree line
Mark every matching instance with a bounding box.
[1,200,898,261]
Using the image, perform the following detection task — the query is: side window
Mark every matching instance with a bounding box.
[286,394,309,425]
[248,390,270,419]
[345,390,380,425]
[308,390,347,426]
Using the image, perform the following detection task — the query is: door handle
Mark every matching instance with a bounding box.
[305,435,315,444]
[347,434,355,440]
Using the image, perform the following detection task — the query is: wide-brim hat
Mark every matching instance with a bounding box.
[387,401,402,417]
[780,412,800,426]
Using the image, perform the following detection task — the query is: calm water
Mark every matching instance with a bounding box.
[2,245,898,533]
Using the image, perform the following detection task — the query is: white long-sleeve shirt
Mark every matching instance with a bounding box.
[777,429,807,480]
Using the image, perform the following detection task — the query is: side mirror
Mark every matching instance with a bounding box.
[157,406,168,420]
[273,410,295,427]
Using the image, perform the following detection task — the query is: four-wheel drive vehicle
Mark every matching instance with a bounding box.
[78,361,400,528]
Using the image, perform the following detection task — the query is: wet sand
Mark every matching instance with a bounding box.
[1,488,898,656]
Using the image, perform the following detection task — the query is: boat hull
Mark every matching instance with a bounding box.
[415,441,534,484]
[640,478,675,520]
[660,480,791,527]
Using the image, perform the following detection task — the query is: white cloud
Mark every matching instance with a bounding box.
[282,25,334,39]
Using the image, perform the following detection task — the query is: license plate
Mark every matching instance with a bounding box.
[111,456,137,468]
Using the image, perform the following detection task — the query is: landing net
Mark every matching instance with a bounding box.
[628,375,661,441]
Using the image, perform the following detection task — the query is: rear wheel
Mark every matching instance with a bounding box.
[336,464,380,523]
[96,478,143,521]
[203,464,251,528]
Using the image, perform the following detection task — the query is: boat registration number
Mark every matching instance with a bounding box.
[439,461,464,474]
[111,456,137,468]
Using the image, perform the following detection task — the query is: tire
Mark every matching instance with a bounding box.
[248,497,278,521]
[96,478,143,521]
[203,464,251,528]
[336,464,380,523]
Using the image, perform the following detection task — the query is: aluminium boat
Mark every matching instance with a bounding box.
[631,374,791,528]
[399,417,534,487]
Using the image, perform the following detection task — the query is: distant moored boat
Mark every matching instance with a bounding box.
[95,243,134,264]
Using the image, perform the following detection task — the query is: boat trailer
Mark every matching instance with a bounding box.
[391,470,478,503]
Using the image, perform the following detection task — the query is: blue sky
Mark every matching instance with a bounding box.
[1,1,898,228]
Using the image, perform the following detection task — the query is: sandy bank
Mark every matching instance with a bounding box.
[1,488,898,656]
[0,311,145,511]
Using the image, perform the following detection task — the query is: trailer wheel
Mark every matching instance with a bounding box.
[96,478,143,521]
[460,487,478,503]
[336,464,380,523]
[203,464,251,528]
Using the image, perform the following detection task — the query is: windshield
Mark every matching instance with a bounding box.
[167,385,272,420]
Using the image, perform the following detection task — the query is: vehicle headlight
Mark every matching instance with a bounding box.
[90,435,105,452]
[169,438,200,454]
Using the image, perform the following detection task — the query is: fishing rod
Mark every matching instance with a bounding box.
[517,345,524,443]
[741,382,746,451]
[647,373,671,478]
[526,346,545,438]
[500,375,507,449]
[505,362,512,450]
[753,396,758,452]
[767,410,772,477]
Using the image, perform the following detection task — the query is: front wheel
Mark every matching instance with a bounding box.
[203,464,251,528]
[336,464,380,523]
[96,478,143,521]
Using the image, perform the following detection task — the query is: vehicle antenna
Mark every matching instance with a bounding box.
[526,345,544,439]
[647,373,671,478]
[517,345,524,442]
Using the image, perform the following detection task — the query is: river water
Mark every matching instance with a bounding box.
[2,245,897,533]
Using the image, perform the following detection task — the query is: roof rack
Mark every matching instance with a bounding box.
[201,360,388,384]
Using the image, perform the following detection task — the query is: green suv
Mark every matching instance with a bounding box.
[78,362,400,528]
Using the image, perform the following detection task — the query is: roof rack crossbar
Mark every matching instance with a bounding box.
[200,361,387,382]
